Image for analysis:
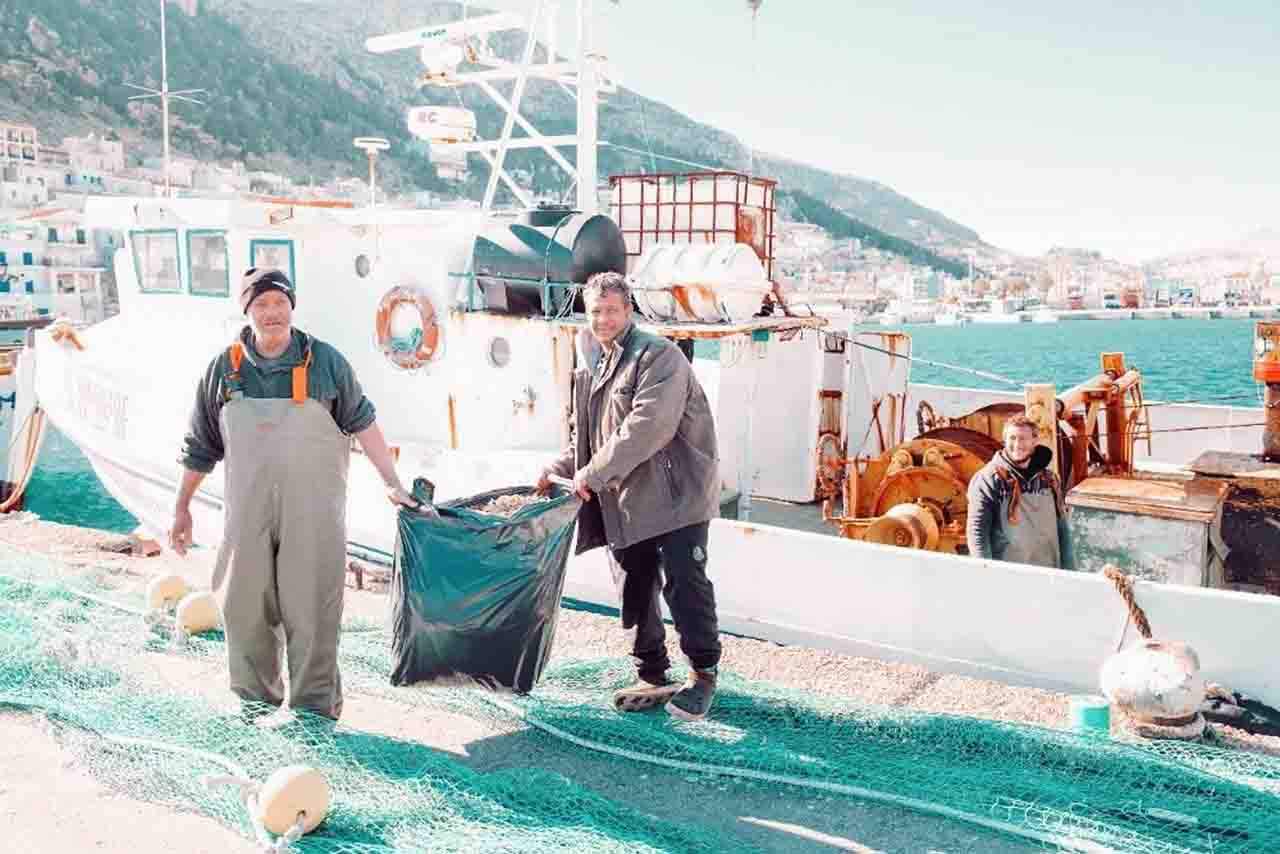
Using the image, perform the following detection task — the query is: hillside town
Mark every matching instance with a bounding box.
[4,116,1279,329]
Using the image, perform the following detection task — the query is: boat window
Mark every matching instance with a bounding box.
[249,239,296,291]
[187,231,229,297]
[131,230,182,293]
[354,254,371,278]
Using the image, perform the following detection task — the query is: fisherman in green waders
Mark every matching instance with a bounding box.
[169,268,420,720]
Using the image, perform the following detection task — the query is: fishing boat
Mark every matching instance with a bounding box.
[7,0,1280,713]
[970,301,1025,323]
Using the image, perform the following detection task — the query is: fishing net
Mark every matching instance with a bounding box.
[3,543,1280,853]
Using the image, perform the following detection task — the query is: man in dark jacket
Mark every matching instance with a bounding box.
[537,271,722,721]
[966,414,1072,568]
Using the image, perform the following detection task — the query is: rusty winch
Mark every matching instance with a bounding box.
[821,351,1149,553]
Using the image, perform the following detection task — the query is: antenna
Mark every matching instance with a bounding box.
[354,137,391,207]
[125,0,206,198]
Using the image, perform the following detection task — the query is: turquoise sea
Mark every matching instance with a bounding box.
[19,317,1266,534]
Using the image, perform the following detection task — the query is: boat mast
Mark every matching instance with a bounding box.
[366,0,612,214]
[574,0,599,214]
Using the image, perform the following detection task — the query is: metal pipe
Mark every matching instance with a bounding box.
[1111,369,1142,394]
[1058,373,1110,414]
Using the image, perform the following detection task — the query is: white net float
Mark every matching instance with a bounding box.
[175,591,222,635]
[256,765,331,836]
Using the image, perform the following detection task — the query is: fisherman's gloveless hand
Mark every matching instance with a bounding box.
[387,484,438,517]
[571,470,593,501]
[169,506,193,556]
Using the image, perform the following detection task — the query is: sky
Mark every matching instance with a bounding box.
[455,0,1279,262]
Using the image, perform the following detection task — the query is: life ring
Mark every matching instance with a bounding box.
[375,286,440,370]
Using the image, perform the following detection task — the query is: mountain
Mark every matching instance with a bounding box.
[2,0,983,267]
[1146,229,1280,279]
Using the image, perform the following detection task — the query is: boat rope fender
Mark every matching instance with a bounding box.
[49,320,85,351]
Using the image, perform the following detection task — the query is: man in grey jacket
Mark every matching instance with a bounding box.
[966,414,1072,569]
[538,271,722,721]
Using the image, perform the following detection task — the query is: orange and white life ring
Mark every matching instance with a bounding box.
[375,286,440,370]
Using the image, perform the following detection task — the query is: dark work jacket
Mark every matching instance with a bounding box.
[550,324,720,553]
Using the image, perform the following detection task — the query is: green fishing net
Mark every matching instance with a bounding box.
[2,546,1279,853]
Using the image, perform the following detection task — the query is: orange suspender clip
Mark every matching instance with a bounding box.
[291,350,312,405]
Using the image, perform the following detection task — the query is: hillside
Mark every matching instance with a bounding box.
[3,0,985,267]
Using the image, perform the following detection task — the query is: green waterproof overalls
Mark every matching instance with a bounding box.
[210,341,350,719]
[995,466,1063,569]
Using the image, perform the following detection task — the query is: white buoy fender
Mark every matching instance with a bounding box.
[145,574,190,610]
[1099,639,1205,723]
[175,591,221,634]
[257,765,331,835]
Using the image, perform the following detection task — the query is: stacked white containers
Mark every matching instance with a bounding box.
[610,173,775,276]
[630,244,772,323]
[611,173,776,323]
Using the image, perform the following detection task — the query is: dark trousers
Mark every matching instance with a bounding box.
[610,521,721,679]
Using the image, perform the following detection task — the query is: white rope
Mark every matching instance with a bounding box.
[476,693,1120,854]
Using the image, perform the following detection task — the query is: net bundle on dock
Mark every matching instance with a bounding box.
[2,546,1279,853]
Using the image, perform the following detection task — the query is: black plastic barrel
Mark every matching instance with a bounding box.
[472,206,626,315]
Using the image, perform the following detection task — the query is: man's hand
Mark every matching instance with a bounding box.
[387,484,439,517]
[572,470,593,501]
[169,505,193,556]
[534,469,554,495]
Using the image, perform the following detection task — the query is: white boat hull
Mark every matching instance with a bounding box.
[25,334,1280,709]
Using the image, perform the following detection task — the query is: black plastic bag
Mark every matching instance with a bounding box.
[389,482,580,693]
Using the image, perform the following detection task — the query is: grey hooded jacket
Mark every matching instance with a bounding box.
[966,447,1073,569]
[550,323,720,553]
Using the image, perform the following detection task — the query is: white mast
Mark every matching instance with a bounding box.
[366,0,612,213]
[126,1,206,197]
[575,0,599,214]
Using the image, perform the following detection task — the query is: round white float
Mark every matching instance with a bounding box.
[175,591,221,635]
[145,574,190,611]
[256,765,331,836]
[1099,639,1205,724]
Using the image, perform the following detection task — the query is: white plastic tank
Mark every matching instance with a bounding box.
[630,243,771,323]
[629,245,682,320]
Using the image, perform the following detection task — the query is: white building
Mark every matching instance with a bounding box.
[192,162,250,194]
[0,123,38,166]
[63,133,126,174]
[141,155,198,188]
[0,166,50,208]
[0,208,110,323]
